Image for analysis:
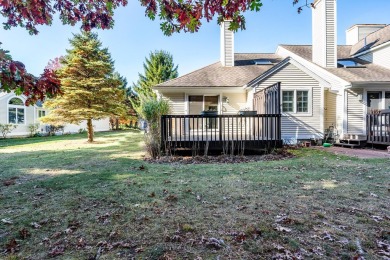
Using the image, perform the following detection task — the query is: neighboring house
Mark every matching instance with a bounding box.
[154,0,390,147]
[0,92,110,137]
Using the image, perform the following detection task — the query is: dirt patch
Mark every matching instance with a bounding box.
[146,150,294,164]
[314,146,390,159]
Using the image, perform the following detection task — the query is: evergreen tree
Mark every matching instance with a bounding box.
[131,50,178,113]
[42,32,126,142]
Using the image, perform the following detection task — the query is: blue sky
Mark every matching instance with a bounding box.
[1,0,389,85]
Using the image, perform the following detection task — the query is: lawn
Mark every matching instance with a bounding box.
[0,130,389,259]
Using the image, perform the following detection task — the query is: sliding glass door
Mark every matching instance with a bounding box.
[188,95,219,130]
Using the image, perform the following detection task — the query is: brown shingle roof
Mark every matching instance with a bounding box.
[156,53,283,87]
[350,25,390,56]
[281,45,390,83]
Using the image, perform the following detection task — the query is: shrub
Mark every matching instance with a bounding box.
[47,125,65,136]
[0,124,17,138]
[28,123,40,137]
[139,98,170,158]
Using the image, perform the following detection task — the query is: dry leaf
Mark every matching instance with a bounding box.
[275,225,292,233]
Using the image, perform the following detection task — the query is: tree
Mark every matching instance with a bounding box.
[41,32,127,142]
[1,0,308,99]
[0,44,61,105]
[131,50,178,114]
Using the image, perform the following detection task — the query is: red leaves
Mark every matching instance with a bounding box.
[1,0,129,34]
[1,46,62,105]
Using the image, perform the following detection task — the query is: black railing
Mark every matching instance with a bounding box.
[366,112,390,145]
[161,114,282,154]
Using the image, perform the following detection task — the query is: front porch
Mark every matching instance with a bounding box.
[366,110,390,145]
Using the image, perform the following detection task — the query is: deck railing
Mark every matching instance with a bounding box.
[161,114,282,154]
[366,112,390,145]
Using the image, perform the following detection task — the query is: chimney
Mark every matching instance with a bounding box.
[220,21,234,67]
[312,0,337,68]
[346,24,386,45]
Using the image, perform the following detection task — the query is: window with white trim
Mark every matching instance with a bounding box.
[8,97,25,124]
[282,90,310,114]
[38,110,46,118]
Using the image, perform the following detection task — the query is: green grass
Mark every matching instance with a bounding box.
[0,130,389,259]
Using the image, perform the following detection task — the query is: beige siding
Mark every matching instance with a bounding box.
[346,89,364,134]
[222,93,246,114]
[324,90,337,129]
[255,63,322,139]
[336,91,344,136]
[162,93,185,115]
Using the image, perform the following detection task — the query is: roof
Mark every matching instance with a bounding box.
[156,53,283,88]
[0,92,8,99]
[281,45,390,83]
[346,24,387,32]
[350,25,390,56]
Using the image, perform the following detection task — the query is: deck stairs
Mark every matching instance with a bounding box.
[334,134,367,148]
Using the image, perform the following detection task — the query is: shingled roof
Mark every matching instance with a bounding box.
[156,53,283,87]
[281,45,390,83]
[350,25,390,56]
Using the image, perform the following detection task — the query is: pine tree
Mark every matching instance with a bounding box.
[42,32,126,142]
[131,50,178,113]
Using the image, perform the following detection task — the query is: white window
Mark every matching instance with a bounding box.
[281,90,311,114]
[8,97,25,124]
[38,110,46,118]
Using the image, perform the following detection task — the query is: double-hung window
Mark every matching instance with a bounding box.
[282,90,310,114]
[8,97,25,124]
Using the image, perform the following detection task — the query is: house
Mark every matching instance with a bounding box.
[154,0,390,150]
[0,91,110,137]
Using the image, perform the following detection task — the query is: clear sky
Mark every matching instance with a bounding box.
[1,0,389,85]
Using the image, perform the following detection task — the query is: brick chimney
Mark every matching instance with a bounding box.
[220,21,234,67]
[312,0,337,68]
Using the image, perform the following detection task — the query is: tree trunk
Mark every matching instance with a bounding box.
[87,119,94,143]
[115,118,119,130]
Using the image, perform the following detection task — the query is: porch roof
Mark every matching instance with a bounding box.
[281,45,390,84]
[155,53,283,88]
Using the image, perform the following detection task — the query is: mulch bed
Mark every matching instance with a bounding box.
[146,149,294,164]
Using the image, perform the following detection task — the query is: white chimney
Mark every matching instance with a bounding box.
[220,21,234,67]
[346,24,386,45]
[312,0,337,68]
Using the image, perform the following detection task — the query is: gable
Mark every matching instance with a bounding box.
[254,63,319,92]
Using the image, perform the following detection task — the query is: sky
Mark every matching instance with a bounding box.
[1,0,389,85]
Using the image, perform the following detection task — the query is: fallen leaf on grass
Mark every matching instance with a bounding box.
[19,228,30,239]
[165,194,178,202]
[139,165,145,171]
[3,179,16,186]
[274,224,292,233]
[148,192,156,198]
[372,215,384,222]
[202,237,225,250]
[370,192,379,198]
[5,238,18,253]
[48,245,65,257]
[1,218,13,224]
[31,222,42,229]
[321,232,334,242]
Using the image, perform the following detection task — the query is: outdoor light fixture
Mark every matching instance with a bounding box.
[358,94,363,102]
[222,96,229,104]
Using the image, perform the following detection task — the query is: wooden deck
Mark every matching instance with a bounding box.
[161,114,282,154]
[366,112,390,145]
